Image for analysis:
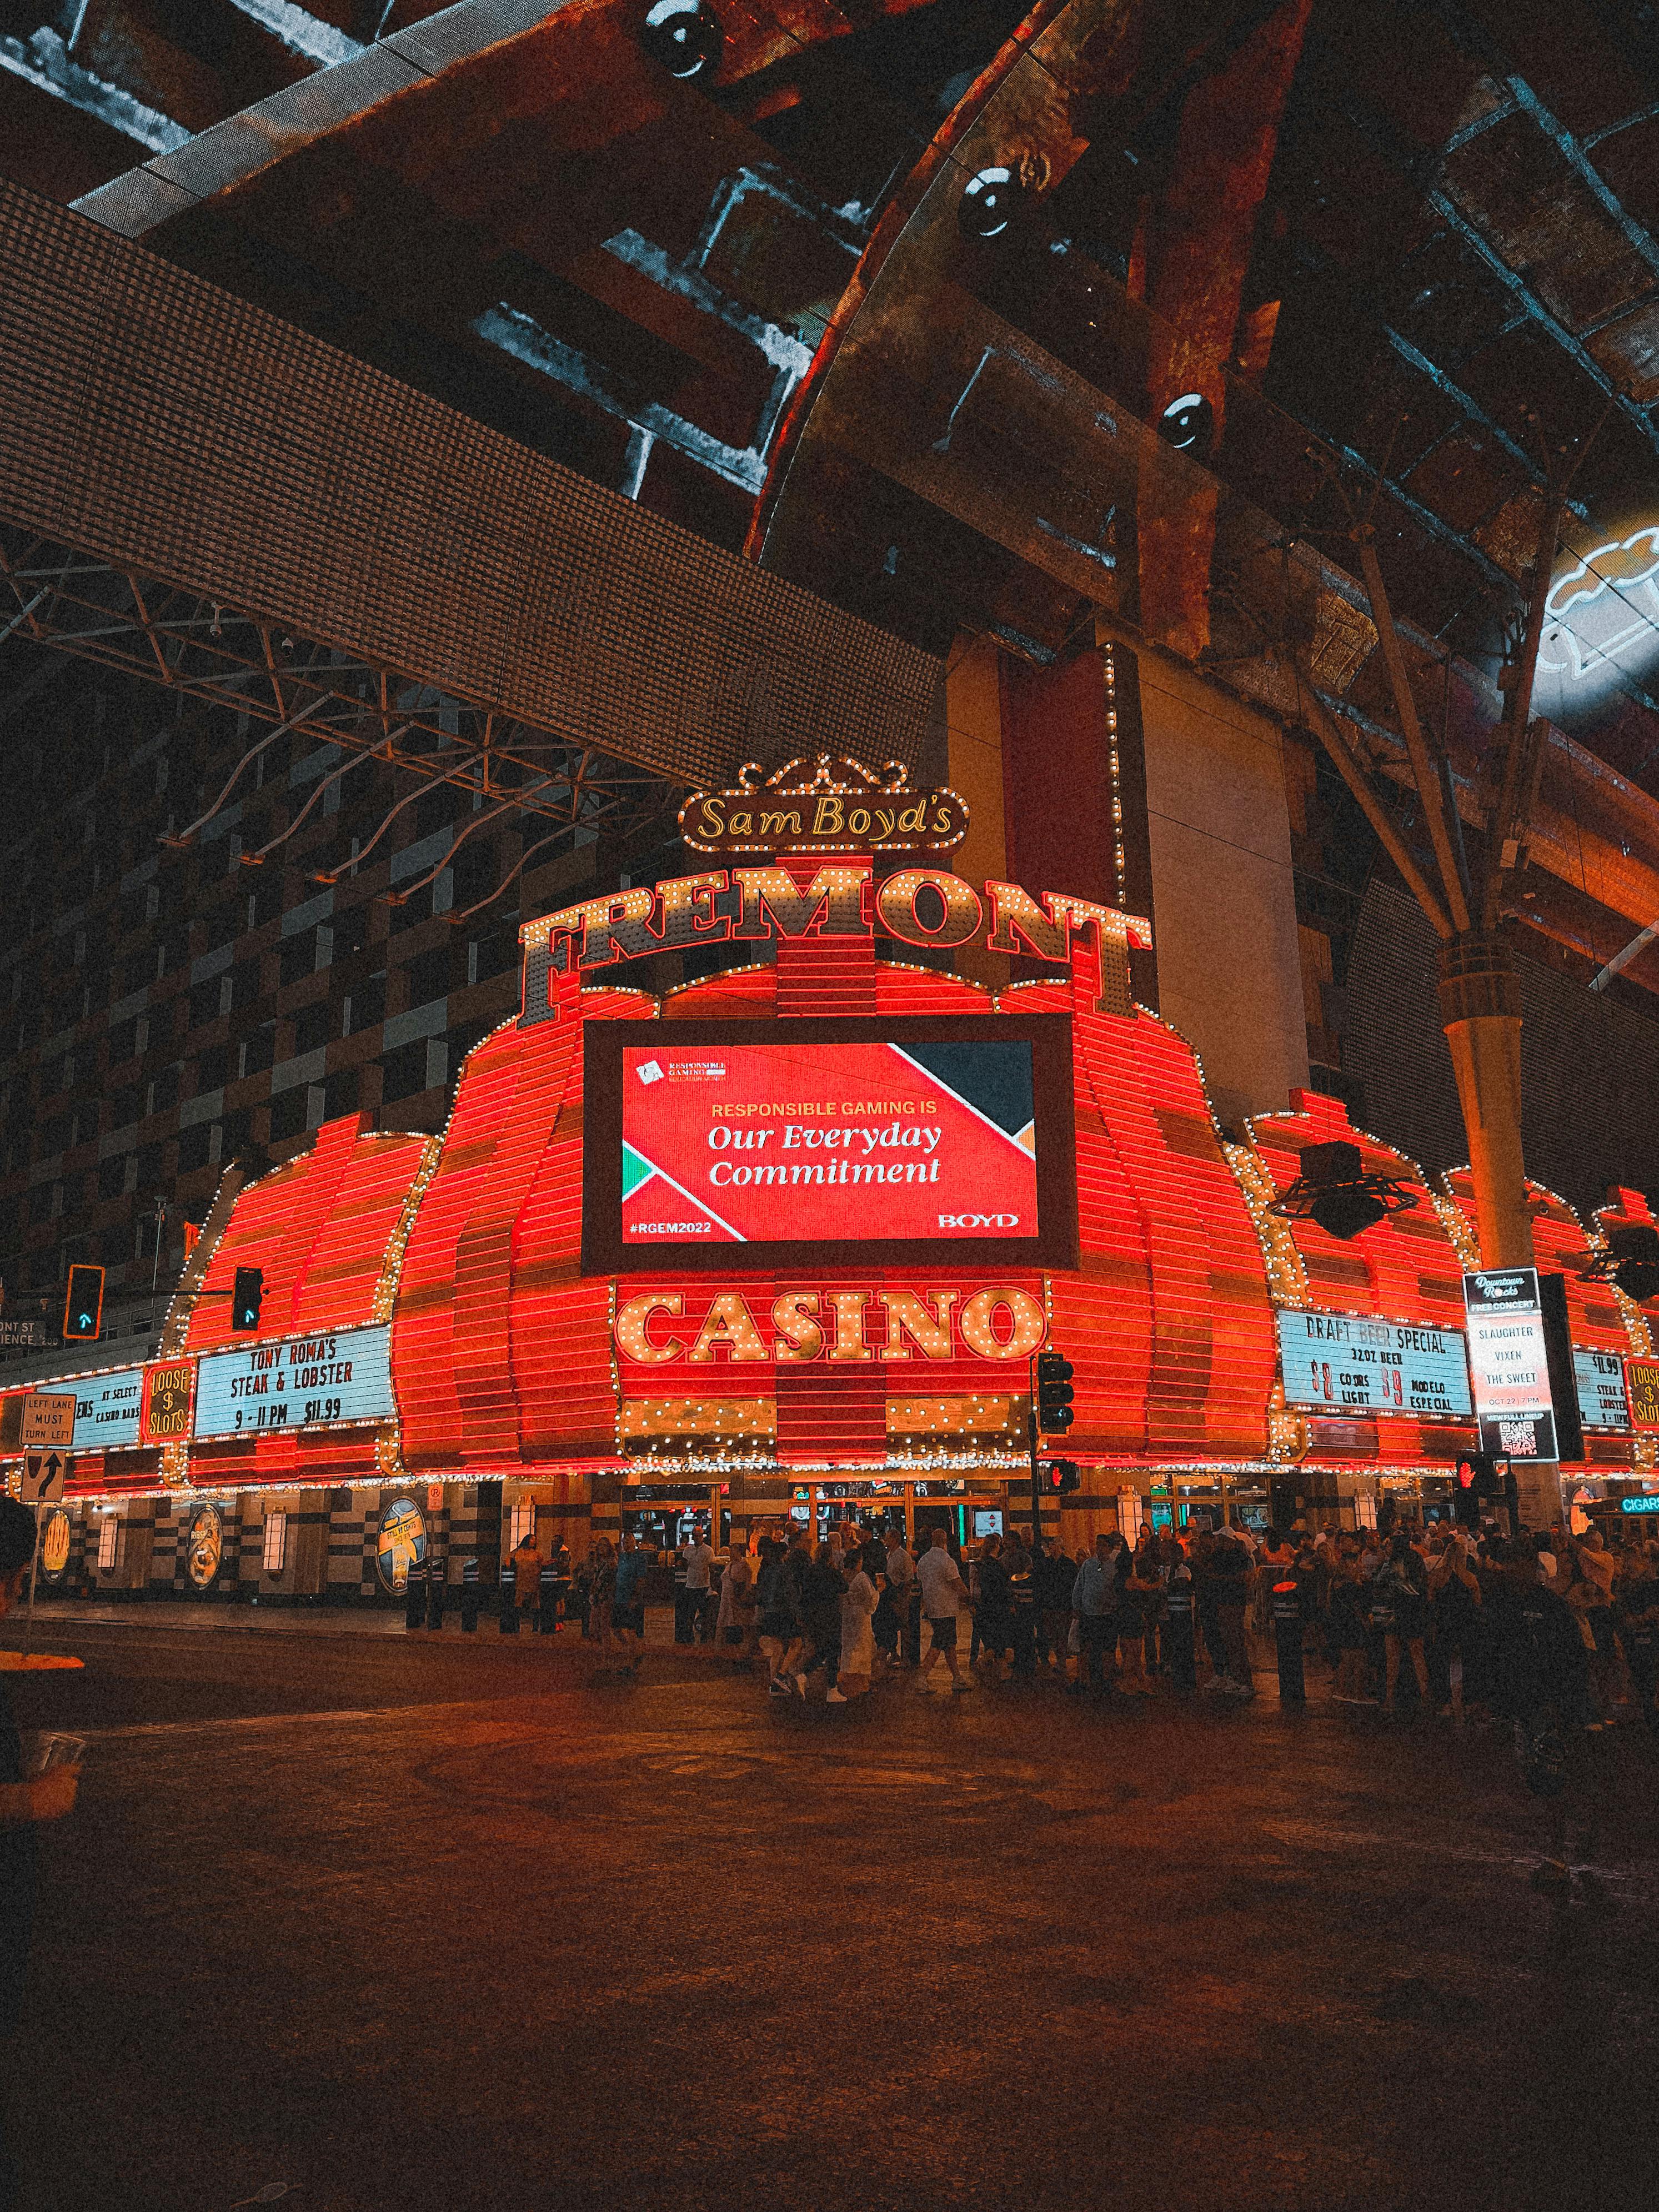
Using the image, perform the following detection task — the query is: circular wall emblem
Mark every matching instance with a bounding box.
[39,1508,71,1581]
[375,1497,427,1593]
[186,1504,224,1589]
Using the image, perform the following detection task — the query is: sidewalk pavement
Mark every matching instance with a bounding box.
[3,1600,687,1649]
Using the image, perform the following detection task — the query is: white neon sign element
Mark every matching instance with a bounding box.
[1538,523,1659,691]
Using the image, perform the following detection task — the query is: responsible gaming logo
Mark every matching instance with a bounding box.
[1537,523,1659,715]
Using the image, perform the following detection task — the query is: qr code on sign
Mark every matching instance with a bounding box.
[1498,1420,1537,1456]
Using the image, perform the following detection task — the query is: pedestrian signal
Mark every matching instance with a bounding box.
[1036,1349,1075,1432]
[1042,1459,1081,1495]
[62,1263,104,1341]
[231,1266,264,1333]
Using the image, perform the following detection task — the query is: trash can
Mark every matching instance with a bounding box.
[1271,1579,1306,1706]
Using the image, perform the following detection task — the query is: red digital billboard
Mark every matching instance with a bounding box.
[620,1037,1039,1245]
[584,1019,1077,1273]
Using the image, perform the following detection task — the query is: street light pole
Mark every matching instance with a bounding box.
[149,1195,168,1306]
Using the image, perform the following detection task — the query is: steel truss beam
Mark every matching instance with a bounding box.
[0,523,682,884]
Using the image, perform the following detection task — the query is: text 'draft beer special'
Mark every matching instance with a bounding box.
[620,1040,1039,1245]
[192,1325,395,1438]
[1275,1311,1474,1418]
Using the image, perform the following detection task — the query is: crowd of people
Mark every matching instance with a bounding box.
[500,1510,1659,1747]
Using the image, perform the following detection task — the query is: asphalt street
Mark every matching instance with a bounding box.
[5,1621,1658,2212]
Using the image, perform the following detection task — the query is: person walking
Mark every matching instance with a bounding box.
[1566,1528,1618,1727]
[1204,1522,1255,1698]
[1615,1546,1659,1729]
[799,1541,846,1697]
[611,1531,648,1673]
[680,1523,716,1646]
[588,1537,617,1656]
[1371,1530,1430,1718]
[974,1533,1015,1683]
[1482,1536,1601,1906]
[1429,1528,1483,1724]
[1004,1531,1037,1677]
[717,1537,759,1667]
[916,1529,973,1693]
[0,1497,81,2211]
[510,1526,544,1633]
[829,1547,878,1703]
[757,1539,805,1697]
[1069,1534,1120,1697]
[1327,1552,1372,1703]
[1036,1537,1074,1673]
[877,1532,912,1667]
[1117,1540,1160,1696]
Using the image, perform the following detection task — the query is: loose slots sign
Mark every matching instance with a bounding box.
[620,1040,1039,1246]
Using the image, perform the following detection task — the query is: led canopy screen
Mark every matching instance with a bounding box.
[585,1018,1076,1273]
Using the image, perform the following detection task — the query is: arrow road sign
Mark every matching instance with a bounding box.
[21,1391,76,1449]
[21,1452,66,1504]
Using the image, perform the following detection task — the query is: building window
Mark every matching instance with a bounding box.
[269,1089,308,1143]
[293,1001,332,1056]
[380,1039,430,1104]
[97,1516,118,1572]
[509,1501,538,1550]
[262,1511,287,1573]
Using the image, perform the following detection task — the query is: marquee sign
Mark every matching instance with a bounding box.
[1463,1269,1558,1462]
[1276,1311,1472,1419]
[1574,1348,1631,1432]
[678,756,969,856]
[193,1324,394,1439]
[71,1365,146,1451]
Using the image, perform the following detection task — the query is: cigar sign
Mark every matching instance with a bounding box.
[678,755,969,856]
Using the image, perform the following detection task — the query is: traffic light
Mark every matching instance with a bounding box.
[1036,1350,1075,1432]
[1042,1460,1081,1495]
[231,1266,264,1333]
[62,1263,104,1341]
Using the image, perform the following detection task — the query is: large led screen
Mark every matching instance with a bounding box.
[584,1018,1076,1273]
[622,1039,1036,1244]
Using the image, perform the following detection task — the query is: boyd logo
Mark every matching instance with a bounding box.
[939,1212,1020,1229]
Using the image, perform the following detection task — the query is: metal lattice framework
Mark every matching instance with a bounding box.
[0,522,684,884]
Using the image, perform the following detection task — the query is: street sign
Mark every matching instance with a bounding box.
[21,1391,76,1450]
[21,1452,67,1504]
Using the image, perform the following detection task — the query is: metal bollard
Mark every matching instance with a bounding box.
[1271,1580,1306,1706]
[426,1576,447,1631]
[404,1578,426,1631]
[1165,1583,1197,1691]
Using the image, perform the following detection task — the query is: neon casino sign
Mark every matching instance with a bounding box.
[1537,523,1659,713]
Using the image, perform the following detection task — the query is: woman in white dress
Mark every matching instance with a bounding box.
[829,1554,878,1703]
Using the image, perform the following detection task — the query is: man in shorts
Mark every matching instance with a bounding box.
[915,1529,973,1694]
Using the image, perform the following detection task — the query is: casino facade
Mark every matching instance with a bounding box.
[5,772,1658,1603]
